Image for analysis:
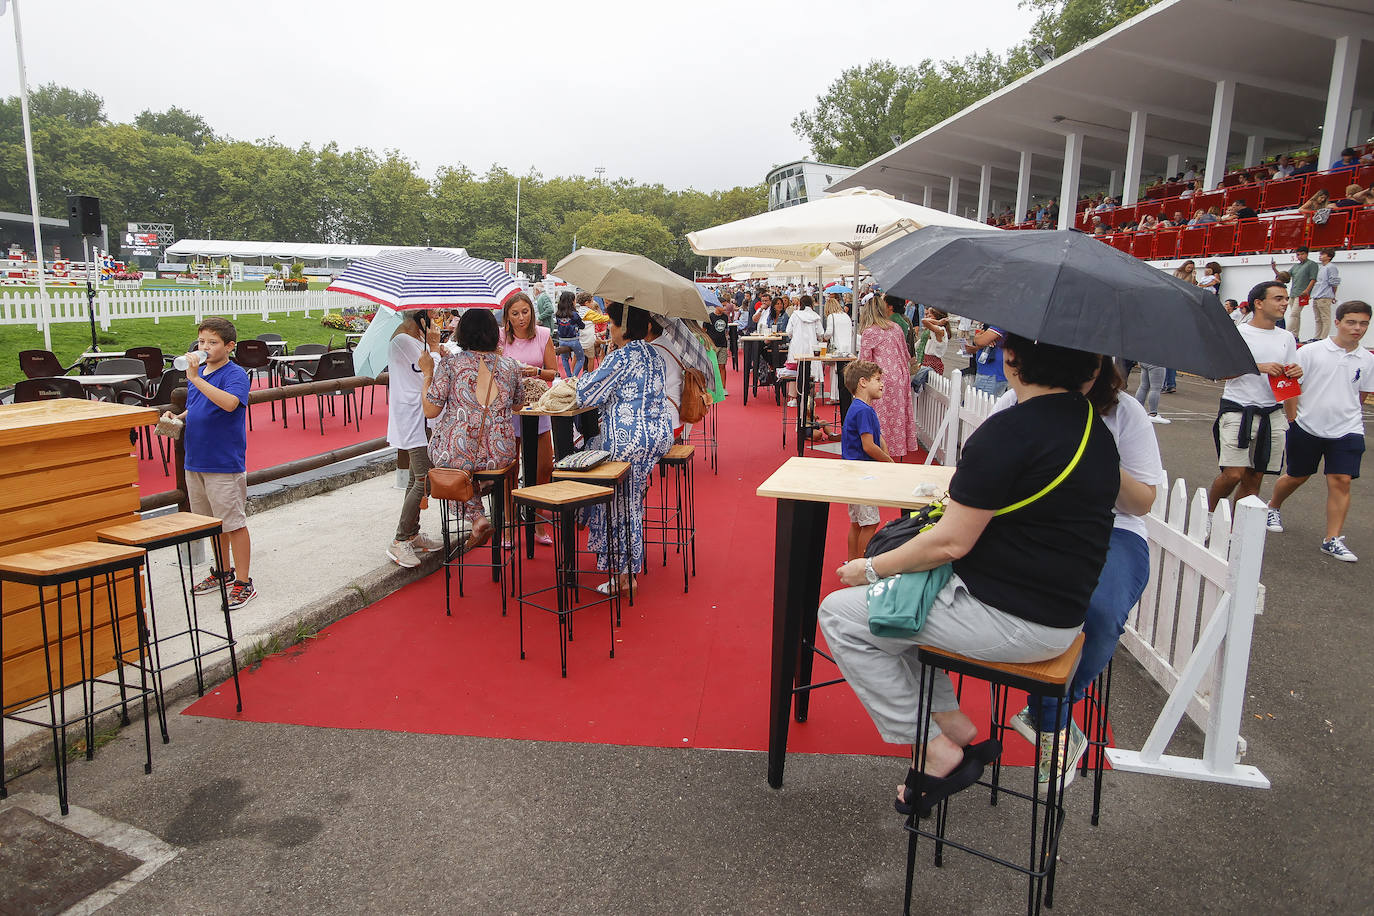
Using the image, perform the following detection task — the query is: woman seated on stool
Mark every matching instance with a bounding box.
[818,333,1121,816]
[421,308,523,551]
[574,302,674,594]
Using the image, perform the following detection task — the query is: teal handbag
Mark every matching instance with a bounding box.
[866,563,954,638]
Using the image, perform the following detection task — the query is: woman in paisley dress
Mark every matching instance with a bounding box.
[575,302,675,592]
[857,295,918,459]
[422,308,523,551]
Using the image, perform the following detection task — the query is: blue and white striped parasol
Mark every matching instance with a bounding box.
[328,249,523,377]
[327,248,522,311]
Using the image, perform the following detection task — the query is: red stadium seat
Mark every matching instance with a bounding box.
[1144,185,1171,201]
[1235,219,1270,254]
[1260,178,1306,211]
[1194,190,1225,214]
[1135,199,1163,220]
[1223,184,1258,210]
[1309,209,1352,250]
[1131,230,1156,259]
[1268,215,1309,252]
[1111,205,1136,228]
[1352,208,1374,248]
[1152,227,1181,260]
[1178,226,1208,258]
[1357,163,1374,189]
[1305,170,1355,201]
[1221,172,1246,188]
[1205,222,1236,257]
[1111,233,1134,254]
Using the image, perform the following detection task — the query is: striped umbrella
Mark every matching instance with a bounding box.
[328,249,523,378]
[327,248,521,310]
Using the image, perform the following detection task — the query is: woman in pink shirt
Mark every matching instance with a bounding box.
[501,292,559,545]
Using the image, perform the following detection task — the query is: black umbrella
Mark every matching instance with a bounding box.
[863,227,1257,378]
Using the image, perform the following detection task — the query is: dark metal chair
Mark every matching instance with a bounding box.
[232,340,274,427]
[291,350,359,434]
[92,357,150,403]
[117,369,187,474]
[124,346,166,385]
[256,333,287,356]
[14,377,87,401]
[18,349,80,380]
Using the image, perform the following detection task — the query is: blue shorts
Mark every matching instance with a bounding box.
[1285,424,1364,479]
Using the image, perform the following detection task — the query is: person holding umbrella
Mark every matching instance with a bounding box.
[386,310,444,568]
[574,302,675,593]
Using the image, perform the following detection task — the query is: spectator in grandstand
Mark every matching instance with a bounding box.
[1173,260,1198,286]
[1137,213,1159,232]
[1090,215,1107,235]
[1292,155,1318,177]
[1188,207,1220,227]
[1335,184,1374,208]
[1170,209,1188,227]
[1330,147,1360,172]
[1198,261,1223,295]
[1299,189,1332,214]
[1272,246,1319,339]
[1180,180,1199,199]
[1220,199,1258,222]
[1275,155,1296,178]
[1046,198,1060,225]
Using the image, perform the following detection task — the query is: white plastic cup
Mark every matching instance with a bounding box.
[173,351,203,371]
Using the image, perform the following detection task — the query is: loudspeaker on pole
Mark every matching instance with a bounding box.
[66,195,101,236]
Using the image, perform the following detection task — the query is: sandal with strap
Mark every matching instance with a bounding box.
[894,739,1001,816]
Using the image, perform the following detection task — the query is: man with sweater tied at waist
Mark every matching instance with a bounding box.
[1207,281,1303,513]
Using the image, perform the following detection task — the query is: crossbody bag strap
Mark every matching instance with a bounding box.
[992,400,1094,517]
[656,342,686,411]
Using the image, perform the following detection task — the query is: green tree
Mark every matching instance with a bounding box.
[791,60,918,166]
[29,83,106,126]
[134,106,217,149]
[1022,0,1157,59]
[573,210,675,265]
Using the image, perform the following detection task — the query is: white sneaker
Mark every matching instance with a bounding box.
[387,538,421,568]
[786,399,797,407]
[410,532,443,553]
[1265,508,1283,533]
[1148,413,1171,424]
[1320,536,1358,562]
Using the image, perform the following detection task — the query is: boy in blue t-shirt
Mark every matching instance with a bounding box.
[163,317,256,610]
[841,359,894,560]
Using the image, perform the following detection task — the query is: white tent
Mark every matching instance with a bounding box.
[164,240,467,262]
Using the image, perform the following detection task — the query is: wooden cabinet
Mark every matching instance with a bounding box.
[0,399,155,710]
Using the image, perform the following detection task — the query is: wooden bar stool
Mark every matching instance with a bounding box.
[551,460,635,614]
[0,542,155,816]
[645,444,696,593]
[903,633,1086,916]
[511,481,618,677]
[440,462,518,617]
[96,512,243,742]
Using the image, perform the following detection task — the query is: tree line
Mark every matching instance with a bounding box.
[791,0,1158,167]
[0,86,765,276]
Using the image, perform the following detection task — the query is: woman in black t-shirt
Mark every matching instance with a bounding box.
[818,333,1120,815]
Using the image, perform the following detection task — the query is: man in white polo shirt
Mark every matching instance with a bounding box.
[1207,281,1303,513]
[1266,300,1374,562]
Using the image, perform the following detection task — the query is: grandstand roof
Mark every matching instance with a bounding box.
[164,240,467,261]
[830,0,1374,209]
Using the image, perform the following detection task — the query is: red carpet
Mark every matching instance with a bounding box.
[186,371,1105,765]
[136,378,391,495]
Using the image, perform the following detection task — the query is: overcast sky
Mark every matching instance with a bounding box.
[2,0,1038,191]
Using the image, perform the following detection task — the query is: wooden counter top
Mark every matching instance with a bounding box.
[756,457,955,510]
[0,399,157,449]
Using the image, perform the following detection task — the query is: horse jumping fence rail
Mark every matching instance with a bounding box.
[909,367,1270,789]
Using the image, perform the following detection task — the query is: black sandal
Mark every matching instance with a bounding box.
[894,739,1002,816]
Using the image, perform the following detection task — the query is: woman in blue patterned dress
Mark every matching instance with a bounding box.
[575,302,674,592]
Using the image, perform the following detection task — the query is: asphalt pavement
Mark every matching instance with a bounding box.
[4,374,1372,914]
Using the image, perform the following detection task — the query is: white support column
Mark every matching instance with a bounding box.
[976,164,992,222]
[1349,109,1373,147]
[1320,35,1360,168]
[1058,132,1083,231]
[1015,150,1032,222]
[922,185,933,209]
[1123,111,1147,206]
[1109,170,1122,198]
[1166,153,1181,179]
[1244,135,1264,168]
[1204,79,1235,189]
[947,175,961,215]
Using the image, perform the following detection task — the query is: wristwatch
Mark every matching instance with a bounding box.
[864,558,879,584]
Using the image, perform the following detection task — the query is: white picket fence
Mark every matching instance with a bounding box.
[0,288,360,329]
[911,367,1270,788]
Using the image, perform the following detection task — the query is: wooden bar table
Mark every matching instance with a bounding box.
[739,334,787,406]
[795,354,855,456]
[517,405,600,558]
[755,456,955,789]
[0,399,156,715]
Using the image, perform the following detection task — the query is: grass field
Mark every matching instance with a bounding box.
[1,312,347,387]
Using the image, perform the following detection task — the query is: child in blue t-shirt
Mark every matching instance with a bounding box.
[841,359,894,559]
[163,317,256,610]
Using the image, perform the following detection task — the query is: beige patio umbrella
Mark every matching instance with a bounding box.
[553,248,709,321]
